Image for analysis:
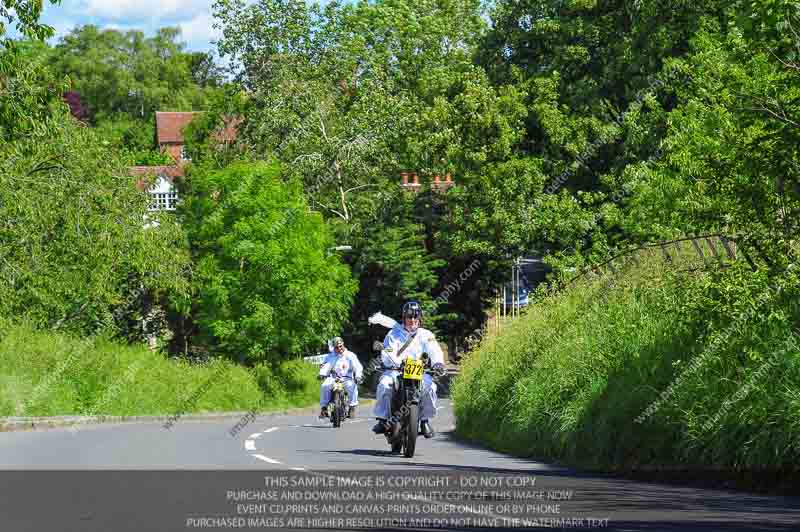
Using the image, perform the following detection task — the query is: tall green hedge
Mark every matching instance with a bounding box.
[454,251,800,473]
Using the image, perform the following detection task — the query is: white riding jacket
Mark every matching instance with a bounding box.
[319,350,363,381]
[381,325,444,370]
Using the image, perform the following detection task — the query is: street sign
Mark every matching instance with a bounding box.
[303,354,327,365]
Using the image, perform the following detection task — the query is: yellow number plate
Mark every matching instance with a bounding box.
[403,359,424,380]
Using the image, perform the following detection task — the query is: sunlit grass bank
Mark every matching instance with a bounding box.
[0,323,319,418]
[453,249,800,482]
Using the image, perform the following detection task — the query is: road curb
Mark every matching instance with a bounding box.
[0,399,376,432]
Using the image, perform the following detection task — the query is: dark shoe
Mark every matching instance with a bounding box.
[319,408,328,418]
[372,419,387,434]
[420,419,434,438]
[348,406,356,418]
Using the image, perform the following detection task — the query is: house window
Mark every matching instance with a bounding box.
[148,176,179,211]
[150,191,178,211]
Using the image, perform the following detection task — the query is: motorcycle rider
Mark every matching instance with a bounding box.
[319,337,363,419]
[372,301,445,438]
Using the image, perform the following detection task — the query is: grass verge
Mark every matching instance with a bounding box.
[0,323,320,418]
[453,248,800,492]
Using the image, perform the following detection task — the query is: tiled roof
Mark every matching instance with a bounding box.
[129,165,184,178]
[155,112,199,144]
[129,165,184,190]
[156,112,241,144]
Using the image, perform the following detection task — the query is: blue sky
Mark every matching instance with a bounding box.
[35,0,221,52]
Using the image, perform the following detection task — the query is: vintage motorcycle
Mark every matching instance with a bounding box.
[324,373,350,428]
[384,353,431,457]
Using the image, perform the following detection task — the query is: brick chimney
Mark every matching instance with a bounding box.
[432,173,454,192]
[402,171,421,193]
[431,173,443,193]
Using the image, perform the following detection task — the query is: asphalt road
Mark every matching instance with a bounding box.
[1,399,799,532]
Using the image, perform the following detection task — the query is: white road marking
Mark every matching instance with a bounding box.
[272,402,505,522]
[245,440,257,451]
[248,433,262,439]
[290,467,508,523]
[251,454,281,464]
[241,403,495,521]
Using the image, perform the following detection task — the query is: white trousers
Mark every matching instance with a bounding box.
[320,377,358,407]
[373,371,437,421]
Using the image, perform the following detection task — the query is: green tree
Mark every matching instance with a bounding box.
[0,0,59,55]
[471,0,733,272]
[346,189,446,344]
[179,161,357,362]
[213,0,507,223]
[0,109,189,335]
[1,1,190,340]
[94,115,175,166]
[183,85,248,168]
[186,51,226,88]
[0,39,66,141]
[213,0,530,347]
[47,25,219,124]
[619,13,800,268]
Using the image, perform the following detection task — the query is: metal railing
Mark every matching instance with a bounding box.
[487,233,792,339]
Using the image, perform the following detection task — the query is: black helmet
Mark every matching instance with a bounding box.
[402,300,422,320]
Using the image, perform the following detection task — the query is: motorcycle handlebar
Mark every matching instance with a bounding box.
[320,373,360,380]
[382,366,436,374]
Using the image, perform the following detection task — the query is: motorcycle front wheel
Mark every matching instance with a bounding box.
[331,391,342,428]
[403,403,418,458]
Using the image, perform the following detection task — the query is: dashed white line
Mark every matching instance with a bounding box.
[263,427,279,433]
[248,433,262,439]
[290,467,306,472]
[245,440,257,451]
[292,468,507,523]
[251,454,281,464]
